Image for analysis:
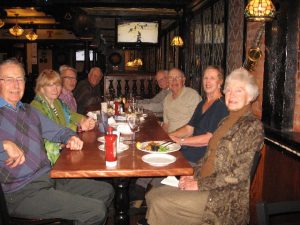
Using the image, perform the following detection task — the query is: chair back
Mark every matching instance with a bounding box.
[0,183,11,225]
[256,201,300,225]
[250,150,261,184]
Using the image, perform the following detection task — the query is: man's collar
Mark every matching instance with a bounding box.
[0,98,25,110]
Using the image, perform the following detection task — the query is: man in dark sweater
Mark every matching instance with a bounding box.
[74,67,103,114]
[0,59,114,225]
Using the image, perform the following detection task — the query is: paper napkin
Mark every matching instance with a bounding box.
[161,176,179,187]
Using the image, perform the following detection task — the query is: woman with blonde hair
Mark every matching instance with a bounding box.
[31,69,95,165]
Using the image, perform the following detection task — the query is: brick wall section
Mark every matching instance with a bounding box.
[292,19,300,131]
[246,22,265,119]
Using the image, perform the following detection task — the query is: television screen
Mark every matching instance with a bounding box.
[76,50,94,61]
[117,20,159,46]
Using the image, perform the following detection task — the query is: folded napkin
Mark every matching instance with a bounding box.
[161,176,179,187]
[117,124,132,135]
[108,117,116,125]
[86,111,99,120]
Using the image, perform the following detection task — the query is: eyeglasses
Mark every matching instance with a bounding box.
[0,77,26,85]
[63,76,77,81]
[168,76,182,81]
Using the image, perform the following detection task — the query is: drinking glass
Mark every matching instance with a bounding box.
[127,114,140,143]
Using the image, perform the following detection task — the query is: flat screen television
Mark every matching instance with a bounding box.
[116,19,160,47]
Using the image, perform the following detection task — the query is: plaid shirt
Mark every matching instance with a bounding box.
[0,98,75,193]
[59,88,77,112]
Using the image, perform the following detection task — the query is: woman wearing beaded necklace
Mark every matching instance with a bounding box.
[31,69,95,165]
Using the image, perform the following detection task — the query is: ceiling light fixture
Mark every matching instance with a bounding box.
[171,36,184,47]
[26,30,38,41]
[245,0,276,21]
[9,14,24,37]
[26,22,38,41]
[171,9,184,47]
[0,19,4,28]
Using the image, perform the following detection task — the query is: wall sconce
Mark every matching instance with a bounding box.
[9,14,24,37]
[245,0,276,21]
[171,9,184,47]
[126,58,143,67]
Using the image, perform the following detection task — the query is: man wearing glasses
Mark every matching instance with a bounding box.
[59,65,78,112]
[138,70,169,118]
[0,58,114,225]
[162,68,201,133]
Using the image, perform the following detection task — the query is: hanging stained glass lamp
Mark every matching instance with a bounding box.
[245,0,276,21]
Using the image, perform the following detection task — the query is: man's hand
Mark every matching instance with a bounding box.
[66,136,83,150]
[3,140,25,168]
[169,135,180,144]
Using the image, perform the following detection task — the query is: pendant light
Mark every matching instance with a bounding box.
[26,22,38,41]
[9,14,24,37]
[171,9,184,47]
[245,0,276,22]
[0,19,4,28]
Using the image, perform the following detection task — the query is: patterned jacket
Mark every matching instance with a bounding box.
[194,110,264,225]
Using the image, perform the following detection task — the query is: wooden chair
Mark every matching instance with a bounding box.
[250,150,262,184]
[0,183,74,225]
[256,201,300,225]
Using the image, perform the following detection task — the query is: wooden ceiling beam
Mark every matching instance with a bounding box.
[1,0,187,9]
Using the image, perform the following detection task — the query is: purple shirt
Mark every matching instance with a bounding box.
[0,98,75,193]
[59,88,77,112]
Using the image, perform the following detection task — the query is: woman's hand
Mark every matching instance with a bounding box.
[179,176,198,191]
[80,117,96,131]
[66,136,83,150]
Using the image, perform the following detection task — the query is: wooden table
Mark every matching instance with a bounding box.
[51,113,193,225]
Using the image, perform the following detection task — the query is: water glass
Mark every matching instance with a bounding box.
[98,111,108,133]
[127,114,140,143]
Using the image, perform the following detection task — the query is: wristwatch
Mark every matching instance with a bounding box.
[180,138,185,145]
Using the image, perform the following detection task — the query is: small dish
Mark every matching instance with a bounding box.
[98,143,129,152]
[97,136,124,142]
[137,141,180,154]
[142,154,176,167]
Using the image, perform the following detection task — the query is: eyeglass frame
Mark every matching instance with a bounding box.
[62,76,77,81]
[168,76,183,82]
[0,76,26,85]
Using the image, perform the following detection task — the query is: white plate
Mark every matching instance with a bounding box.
[109,122,127,129]
[97,136,125,142]
[137,141,181,154]
[142,154,176,167]
[98,143,129,153]
[114,115,127,121]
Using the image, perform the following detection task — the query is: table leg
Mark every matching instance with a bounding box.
[114,178,130,225]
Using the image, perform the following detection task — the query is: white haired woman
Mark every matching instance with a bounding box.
[142,68,264,225]
[31,69,95,165]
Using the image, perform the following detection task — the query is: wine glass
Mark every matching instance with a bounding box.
[127,114,140,143]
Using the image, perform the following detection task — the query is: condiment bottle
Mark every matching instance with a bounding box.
[105,126,117,167]
[114,99,120,115]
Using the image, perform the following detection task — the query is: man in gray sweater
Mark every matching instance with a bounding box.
[138,70,169,118]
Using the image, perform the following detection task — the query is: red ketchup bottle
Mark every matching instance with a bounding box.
[105,126,117,167]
